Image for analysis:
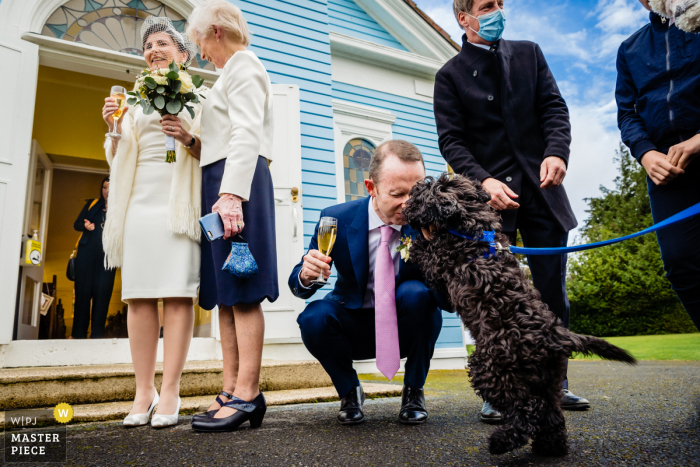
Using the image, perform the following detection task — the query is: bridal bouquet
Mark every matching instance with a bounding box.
[126,61,205,162]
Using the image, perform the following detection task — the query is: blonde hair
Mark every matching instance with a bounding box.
[187,0,251,47]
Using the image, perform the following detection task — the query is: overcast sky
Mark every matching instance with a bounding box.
[413,0,651,241]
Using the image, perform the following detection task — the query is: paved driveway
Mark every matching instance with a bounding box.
[8,361,700,466]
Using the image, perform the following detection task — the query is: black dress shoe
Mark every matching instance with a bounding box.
[192,392,266,432]
[399,386,428,424]
[338,385,365,425]
[192,391,232,422]
[561,389,591,410]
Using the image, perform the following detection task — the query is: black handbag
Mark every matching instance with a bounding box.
[67,199,99,281]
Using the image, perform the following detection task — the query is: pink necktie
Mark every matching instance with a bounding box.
[375,225,400,380]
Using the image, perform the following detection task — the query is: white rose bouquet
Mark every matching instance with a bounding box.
[126,60,205,162]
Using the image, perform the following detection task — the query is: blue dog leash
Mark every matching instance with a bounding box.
[449,200,700,256]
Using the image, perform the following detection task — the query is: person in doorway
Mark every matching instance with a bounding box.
[71,176,116,339]
[101,17,204,429]
[615,0,700,330]
[290,140,450,426]
[434,0,588,423]
[186,0,278,432]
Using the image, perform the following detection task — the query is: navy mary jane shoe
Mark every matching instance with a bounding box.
[192,392,266,432]
[192,391,233,423]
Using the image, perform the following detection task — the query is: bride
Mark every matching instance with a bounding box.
[101,17,203,429]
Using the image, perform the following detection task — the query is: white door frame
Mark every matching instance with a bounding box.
[15,142,53,340]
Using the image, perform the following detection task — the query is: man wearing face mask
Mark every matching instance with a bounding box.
[434,0,585,424]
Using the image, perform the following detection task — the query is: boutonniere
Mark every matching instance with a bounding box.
[396,236,413,262]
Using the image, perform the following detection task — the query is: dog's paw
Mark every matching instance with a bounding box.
[488,434,519,455]
[531,439,569,457]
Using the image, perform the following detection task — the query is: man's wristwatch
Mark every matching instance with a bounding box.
[184,136,196,149]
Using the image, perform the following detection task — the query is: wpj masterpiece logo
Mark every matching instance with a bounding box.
[3,404,71,463]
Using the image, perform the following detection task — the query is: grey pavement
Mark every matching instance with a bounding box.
[4,361,700,466]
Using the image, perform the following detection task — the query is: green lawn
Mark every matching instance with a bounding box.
[467,333,700,361]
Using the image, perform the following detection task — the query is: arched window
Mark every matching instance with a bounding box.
[41,0,214,70]
[343,138,375,202]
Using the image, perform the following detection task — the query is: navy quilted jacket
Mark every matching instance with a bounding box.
[616,12,700,162]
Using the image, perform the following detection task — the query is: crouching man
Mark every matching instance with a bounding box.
[289,140,451,425]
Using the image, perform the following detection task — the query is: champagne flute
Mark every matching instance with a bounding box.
[311,217,338,285]
[106,85,127,139]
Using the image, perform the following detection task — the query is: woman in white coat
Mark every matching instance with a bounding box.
[187,0,279,432]
[101,17,203,429]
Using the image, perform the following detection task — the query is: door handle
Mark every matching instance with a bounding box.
[291,187,299,203]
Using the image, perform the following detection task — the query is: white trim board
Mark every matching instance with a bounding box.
[353,0,458,62]
[21,33,220,86]
[331,54,434,104]
[330,32,446,79]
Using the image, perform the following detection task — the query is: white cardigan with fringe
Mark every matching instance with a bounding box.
[102,106,202,269]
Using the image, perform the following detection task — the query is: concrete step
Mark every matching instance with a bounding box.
[0,383,402,426]
[0,360,332,410]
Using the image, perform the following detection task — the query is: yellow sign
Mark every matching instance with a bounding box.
[25,239,42,266]
[53,403,73,424]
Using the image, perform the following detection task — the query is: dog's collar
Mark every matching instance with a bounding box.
[448,229,506,258]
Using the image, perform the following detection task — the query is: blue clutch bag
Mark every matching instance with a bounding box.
[223,235,259,279]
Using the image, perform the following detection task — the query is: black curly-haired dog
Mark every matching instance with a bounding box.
[402,174,637,457]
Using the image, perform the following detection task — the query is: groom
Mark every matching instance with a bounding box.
[289,140,450,425]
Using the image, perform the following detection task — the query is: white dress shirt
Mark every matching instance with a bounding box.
[199,50,274,200]
[363,199,402,308]
[299,199,403,308]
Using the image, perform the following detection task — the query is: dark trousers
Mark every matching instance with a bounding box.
[297,280,443,397]
[648,161,700,330]
[72,249,116,339]
[503,181,571,389]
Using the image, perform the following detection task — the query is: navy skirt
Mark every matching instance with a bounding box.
[200,156,279,309]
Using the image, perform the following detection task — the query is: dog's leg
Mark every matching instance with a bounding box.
[487,400,533,455]
[531,401,568,457]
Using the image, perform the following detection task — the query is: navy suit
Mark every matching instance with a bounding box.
[289,198,449,397]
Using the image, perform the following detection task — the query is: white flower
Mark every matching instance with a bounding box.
[178,71,194,93]
[152,74,168,86]
[399,247,410,261]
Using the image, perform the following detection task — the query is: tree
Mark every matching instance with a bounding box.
[567,144,695,336]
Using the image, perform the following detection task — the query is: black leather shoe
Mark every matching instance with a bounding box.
[480,401,502,424]
[337,385,365,425]
[192,391,232,422]
[399,386,428,424]
[561,389,590,410]
[192,392,266,432]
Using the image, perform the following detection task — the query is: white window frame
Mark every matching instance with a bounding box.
[332,99,397,203]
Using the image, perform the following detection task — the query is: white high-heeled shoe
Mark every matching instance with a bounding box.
[151,396,181,428]
[123,390,159,427]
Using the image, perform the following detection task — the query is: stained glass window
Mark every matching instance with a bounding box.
[41,0,214,70]
[343,138,375,202]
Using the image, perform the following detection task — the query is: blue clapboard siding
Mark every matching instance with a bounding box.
[331,81,462,349]
[328,0,409,51]
[230,0,338,251]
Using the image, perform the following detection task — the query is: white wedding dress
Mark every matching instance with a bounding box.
[121,107,200,300]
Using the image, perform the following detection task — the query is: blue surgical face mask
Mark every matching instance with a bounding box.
[468,8,506,42]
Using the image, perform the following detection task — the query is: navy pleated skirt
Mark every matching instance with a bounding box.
[200,156,279,309]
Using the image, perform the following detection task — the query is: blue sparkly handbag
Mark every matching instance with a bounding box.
[222,235,259,279]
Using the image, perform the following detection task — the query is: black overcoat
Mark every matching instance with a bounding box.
[434,36,577,232]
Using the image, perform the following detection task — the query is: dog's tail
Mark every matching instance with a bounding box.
[568,333,637,364]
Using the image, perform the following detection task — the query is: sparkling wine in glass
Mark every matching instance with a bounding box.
[312,217,337,285]
[106,86,127,139]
